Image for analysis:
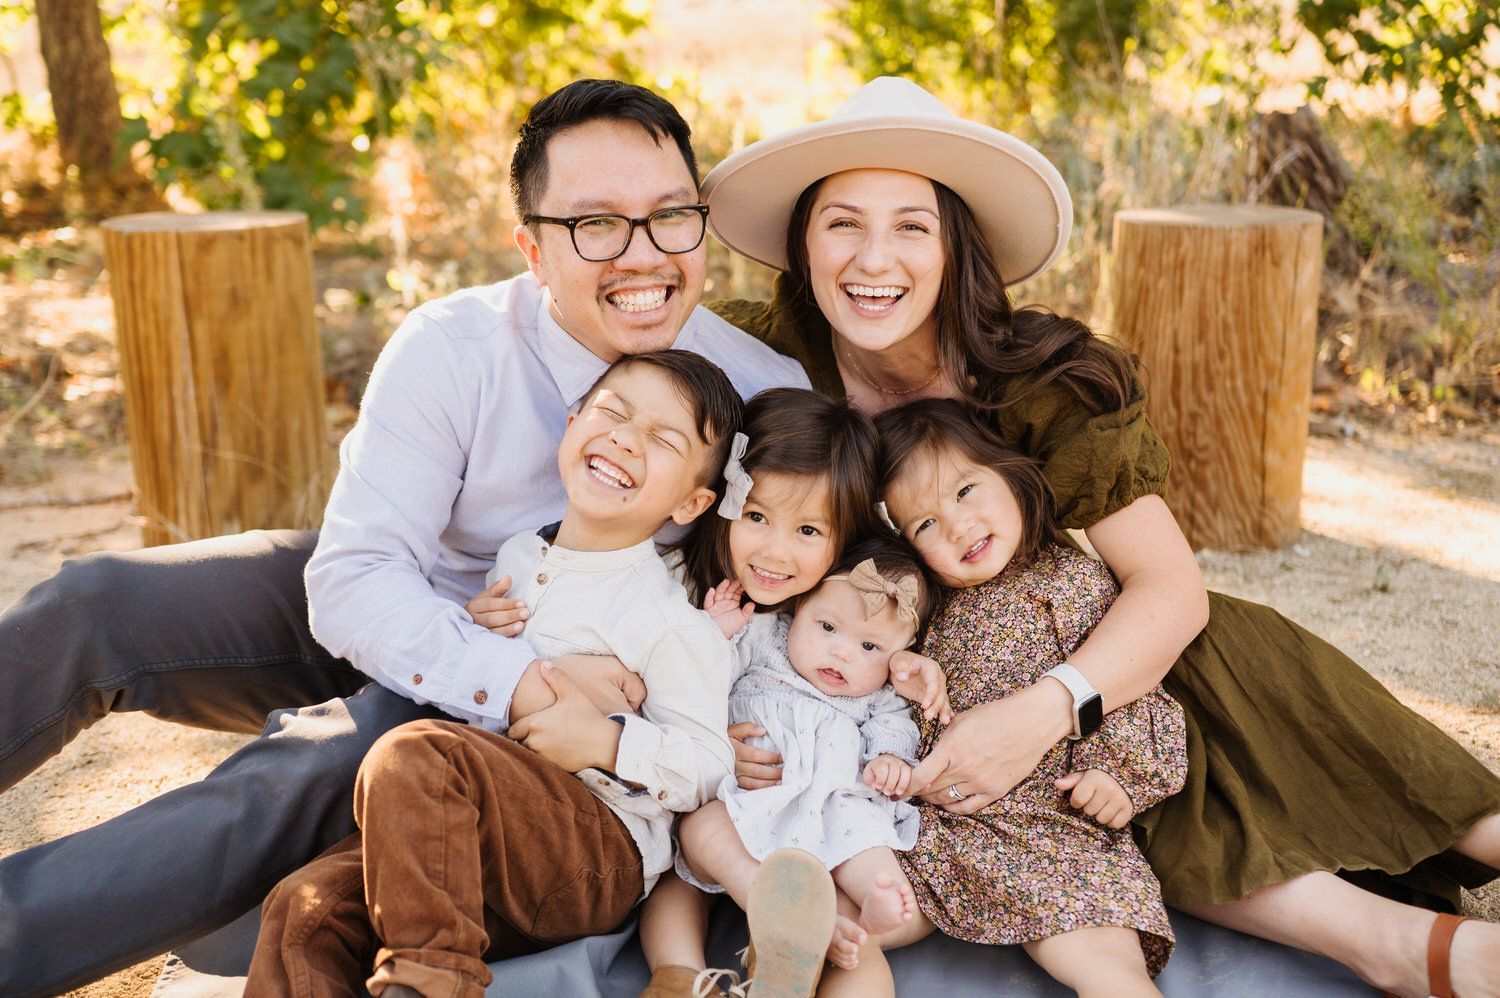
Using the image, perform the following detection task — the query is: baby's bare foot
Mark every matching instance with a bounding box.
[858,874,916,936]
[826,914,866,971]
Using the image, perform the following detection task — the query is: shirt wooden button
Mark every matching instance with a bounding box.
[536,573,549,585]
[411,674,423,685]
[473,690,488,705]
[657,790,667,801]
[598,777,610,786]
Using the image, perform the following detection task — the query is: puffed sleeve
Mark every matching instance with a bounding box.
[859,686,921,767]
[1069,687,1188,814]
[990,351,1171,531]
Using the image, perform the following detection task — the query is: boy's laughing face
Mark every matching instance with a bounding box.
[557,361,716,546]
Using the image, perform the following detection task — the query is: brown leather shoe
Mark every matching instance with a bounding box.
[641,963,736,997]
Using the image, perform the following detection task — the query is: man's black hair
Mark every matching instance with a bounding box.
[510,79,697,220]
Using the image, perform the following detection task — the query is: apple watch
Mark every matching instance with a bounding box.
[1043,663,1104,740]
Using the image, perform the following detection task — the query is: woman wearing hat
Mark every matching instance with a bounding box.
[698,78,1500,996]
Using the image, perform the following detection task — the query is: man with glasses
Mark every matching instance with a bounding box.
[0,79,806,995]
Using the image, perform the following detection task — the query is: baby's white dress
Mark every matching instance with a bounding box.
[677,613,920,891]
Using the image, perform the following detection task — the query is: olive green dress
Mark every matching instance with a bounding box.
[708,287,1500,911]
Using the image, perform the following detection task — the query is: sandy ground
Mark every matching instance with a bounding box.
[1,419,1498,996]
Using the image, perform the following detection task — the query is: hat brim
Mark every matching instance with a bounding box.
[701,115,1071,286]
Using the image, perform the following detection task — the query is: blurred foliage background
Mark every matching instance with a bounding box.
[1,0,1497,457]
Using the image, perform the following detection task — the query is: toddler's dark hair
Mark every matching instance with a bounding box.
[814,533,942,645]
[874,398,1067,570]
[677,388,878,603]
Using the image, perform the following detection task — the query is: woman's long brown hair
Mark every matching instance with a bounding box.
[784,176,1137,417]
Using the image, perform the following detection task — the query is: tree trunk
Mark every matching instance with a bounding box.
[1111,205,1324,551]
[102,211,332,546]
[34,0,162,217]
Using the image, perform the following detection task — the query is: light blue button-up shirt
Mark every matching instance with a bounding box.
[305,272,808,729]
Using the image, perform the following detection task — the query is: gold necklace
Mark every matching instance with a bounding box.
[840,344,943,397]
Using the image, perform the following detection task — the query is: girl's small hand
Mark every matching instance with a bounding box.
[862,754,913,798]
[465,576,530,636]
[728,721,782,789]
[889,650,952,724]
[704,579,755,639]
[1056,769,1134,829]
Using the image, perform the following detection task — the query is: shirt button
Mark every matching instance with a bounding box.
[473,690,488,705]
[657,790,667,801]
[540,546,548,556]
[536,573,549,585]
[411,674,423,685]
[598,777,609,786]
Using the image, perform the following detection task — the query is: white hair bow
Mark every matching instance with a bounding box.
[717,432,754,520]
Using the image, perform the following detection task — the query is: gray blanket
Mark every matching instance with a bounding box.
[152,898,1376,996]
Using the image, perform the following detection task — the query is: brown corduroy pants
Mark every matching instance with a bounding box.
[247,719,645,997]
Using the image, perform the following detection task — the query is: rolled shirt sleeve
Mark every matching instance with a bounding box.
[612,619,735,812]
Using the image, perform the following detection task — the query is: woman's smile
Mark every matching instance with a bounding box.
[805,169,944,355]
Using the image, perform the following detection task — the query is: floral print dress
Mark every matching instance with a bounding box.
[897,544,1188,975]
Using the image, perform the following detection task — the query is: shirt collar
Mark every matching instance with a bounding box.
[536,289,611,408]
[534,286,705,409]
[540,534,661,574]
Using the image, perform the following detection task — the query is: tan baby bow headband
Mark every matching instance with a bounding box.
[830,560,920,626]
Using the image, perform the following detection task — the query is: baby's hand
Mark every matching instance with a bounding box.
[703,578,754,638]
[889,650,952,724]
[466,575,530,636]
[1056,769,1133,829]
[863,754,914,799]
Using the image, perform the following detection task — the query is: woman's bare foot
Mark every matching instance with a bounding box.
[1449,918,1500,998]
[826,914,868,971]
[858,874,917,935]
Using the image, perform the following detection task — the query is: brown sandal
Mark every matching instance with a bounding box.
[1383,912,1473,998]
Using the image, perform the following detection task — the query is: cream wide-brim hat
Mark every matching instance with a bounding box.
[700,77,1071,286]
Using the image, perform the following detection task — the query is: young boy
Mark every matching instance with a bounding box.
[245,350,743,997]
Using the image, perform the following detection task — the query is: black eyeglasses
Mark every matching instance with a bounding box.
[524,204,710,262]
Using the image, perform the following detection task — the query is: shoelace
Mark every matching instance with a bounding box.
[691,966,747,998]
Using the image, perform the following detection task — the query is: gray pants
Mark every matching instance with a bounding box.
[0,529,439,997]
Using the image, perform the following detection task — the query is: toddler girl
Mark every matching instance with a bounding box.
[641,389,943,998]
[872,398,1189,997]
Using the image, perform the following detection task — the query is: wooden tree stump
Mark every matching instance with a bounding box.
[1110,205,1323,551]
[102,211,331,546]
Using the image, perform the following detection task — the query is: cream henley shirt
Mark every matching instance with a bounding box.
[486,529,733,889]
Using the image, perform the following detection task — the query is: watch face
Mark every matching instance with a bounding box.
[1078,693,1104,737]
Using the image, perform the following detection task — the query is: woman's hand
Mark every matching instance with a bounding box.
[906,681,1072,814]
[728,721,782,790]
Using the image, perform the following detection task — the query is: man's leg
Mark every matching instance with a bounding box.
[0,529,360,789]
[0,682,436,996]
[0,531,448,998]
[355,720,645,998]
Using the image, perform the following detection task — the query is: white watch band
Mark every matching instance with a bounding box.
[1043,663,1100,739]
[1043,663,1097,704]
